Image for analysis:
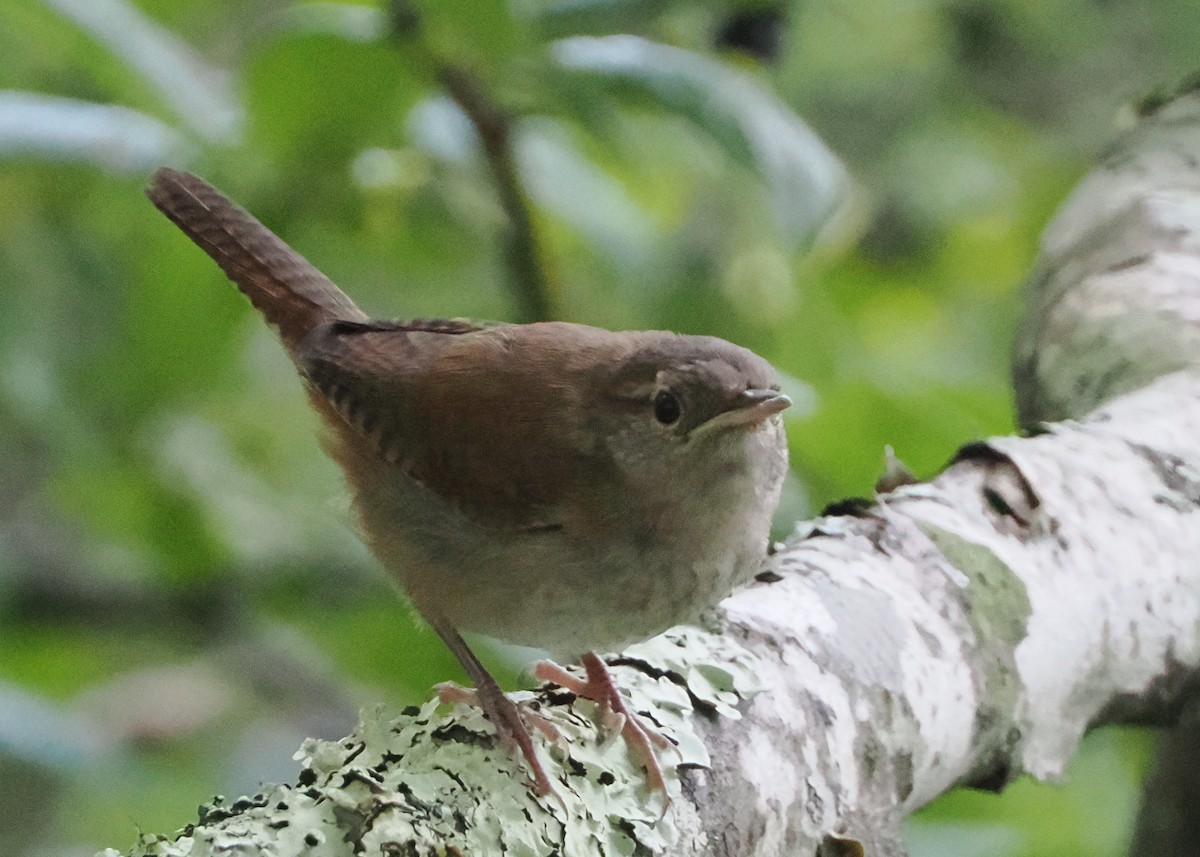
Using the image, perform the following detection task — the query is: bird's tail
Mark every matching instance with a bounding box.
[146,167,367,352]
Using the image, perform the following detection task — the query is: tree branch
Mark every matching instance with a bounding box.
[438,65,556,324]
[387,1,557,323]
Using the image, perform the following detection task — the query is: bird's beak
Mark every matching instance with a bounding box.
[705,389,791,432]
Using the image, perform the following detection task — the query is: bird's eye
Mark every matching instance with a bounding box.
[653,389,681,425]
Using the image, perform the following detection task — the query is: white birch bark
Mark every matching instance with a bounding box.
[103,89,1200,857]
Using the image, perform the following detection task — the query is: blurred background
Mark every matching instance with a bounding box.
[0,0,1193,854]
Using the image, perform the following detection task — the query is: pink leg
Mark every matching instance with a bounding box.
[535,652,673,797]
[436,682,563,744]
[430,620,555,795]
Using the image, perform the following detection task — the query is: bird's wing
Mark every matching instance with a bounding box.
[299,319,600,531]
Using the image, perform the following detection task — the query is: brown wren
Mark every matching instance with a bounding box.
[146,168,791,797]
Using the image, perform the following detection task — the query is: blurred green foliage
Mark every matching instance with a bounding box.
[0,0,1192,854]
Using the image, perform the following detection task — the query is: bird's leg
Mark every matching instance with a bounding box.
[535,652,673,796]
[434,682,563,744]
[429,620,556,795]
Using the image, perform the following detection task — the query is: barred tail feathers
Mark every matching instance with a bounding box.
[146,167,367,352]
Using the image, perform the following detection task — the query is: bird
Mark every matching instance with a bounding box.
[145,167,791,797]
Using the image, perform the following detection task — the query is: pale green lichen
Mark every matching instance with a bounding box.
[98,625,765,857]
[914,519,1028,773]
[916,522,1031,648]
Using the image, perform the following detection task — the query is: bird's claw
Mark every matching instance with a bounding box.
[534,653,675,806]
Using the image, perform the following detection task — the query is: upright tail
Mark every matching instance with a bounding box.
[146,167,368,352]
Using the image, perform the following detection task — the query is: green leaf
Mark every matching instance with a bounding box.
[44,0,241,142]
[514,118,659,268]
[411,0,527,70]
[524,0,673,39]
[274,2,389,43]
[245,33,413,166]
[551,34,847,248]
[0,91,187,171]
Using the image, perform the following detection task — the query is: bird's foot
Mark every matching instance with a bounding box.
[435,680,561,796]
[534,652,676,801]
